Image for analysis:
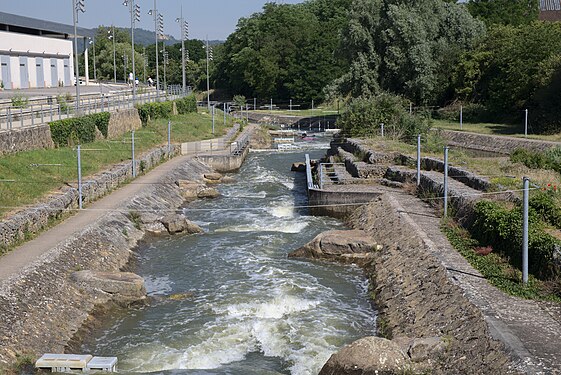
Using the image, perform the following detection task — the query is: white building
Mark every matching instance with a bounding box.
[0,11,93,90]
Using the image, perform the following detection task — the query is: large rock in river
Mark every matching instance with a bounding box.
[288,230,378,265]
[71,270,146,305]
[160,213,203,234]
[319,337,411,375]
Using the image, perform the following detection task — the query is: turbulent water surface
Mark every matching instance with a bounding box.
[82,143,375,375]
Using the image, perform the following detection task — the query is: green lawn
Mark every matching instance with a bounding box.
[0,110,234,217]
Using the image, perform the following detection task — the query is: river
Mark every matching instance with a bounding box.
[81,142,375,375]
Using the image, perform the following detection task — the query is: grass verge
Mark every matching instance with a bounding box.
[0,110,233,218]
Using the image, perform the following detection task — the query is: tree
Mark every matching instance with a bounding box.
[331,0,485,105]
[466,0,539,27]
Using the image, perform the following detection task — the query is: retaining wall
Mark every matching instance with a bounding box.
[106,108,142,139]
[196,146,250,173]
[440,129,561,154]
[0,125,54,155]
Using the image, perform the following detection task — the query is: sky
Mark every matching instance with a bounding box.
[1,0,304,41]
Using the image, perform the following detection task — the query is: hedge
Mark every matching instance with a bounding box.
[136,94,197,125]
[471,200,561,280]
[49,112,110,147]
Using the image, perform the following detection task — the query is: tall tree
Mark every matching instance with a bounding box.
[466,0,539,27]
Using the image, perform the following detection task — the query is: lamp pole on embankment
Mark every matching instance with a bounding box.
[73,0,85,114]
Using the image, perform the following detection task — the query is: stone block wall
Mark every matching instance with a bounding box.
[106,108,142,139]
[0,125,54,155]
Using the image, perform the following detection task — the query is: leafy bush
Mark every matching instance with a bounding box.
[434,102,490,123]
[136,101,174,125]
[11,95,28,109]
[49,112,110,147]
[530,191,561,229]
[175,94,197,114]
[338,92,431,142]
[471,200,561,280]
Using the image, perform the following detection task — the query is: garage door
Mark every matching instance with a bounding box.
[1,55,11,89]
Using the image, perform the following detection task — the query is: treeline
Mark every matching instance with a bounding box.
[216,0,561,134]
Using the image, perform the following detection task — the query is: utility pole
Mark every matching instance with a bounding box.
[109,25,117,83]
[206,37,213,110]
[148,1,162,94]
[176,7,188,94]
[123,0,140,105]
[73,0,85,113]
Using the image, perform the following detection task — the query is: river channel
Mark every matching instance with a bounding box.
[81,143,375,375]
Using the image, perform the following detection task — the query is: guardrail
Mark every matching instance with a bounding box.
[305,154,318,190]
[0,86,190,132]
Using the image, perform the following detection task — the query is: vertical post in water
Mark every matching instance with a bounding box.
[522,177,529,284]
[460,105,463,130]
[417,134,421,186]
[525,109,528,138]
[443,146,449,218]
[131,130,136,178]
[77,145,83,210]
[167,120,171,157]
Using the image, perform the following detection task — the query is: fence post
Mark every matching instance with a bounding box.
[8,107,12,130]
[77,145,83,210]
[522,177,529,284]
[380,123,384,138]
[31,105,34,126]
[212,105,215,135]
[41,104,44,124]
[524,109,528,138]
[417,134,421,186]
[131,130,136,178]
[20,107,23,128]
[50,103,53,122]
[168,120,171,158]
[460,105,463,130]
[443,146,449,217]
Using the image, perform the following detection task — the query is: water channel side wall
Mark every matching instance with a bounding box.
[350,195,514,374]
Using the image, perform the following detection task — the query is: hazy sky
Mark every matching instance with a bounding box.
[1,0,304,40]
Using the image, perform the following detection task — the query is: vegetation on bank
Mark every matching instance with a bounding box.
[0,104,232,218]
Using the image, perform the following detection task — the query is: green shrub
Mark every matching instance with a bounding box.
[175,94,197,114]
[338,92,431,142]
[471,200,561,280]
[136,101,174,125]
[530,191,561,229]
[434,103,490,123]
[11,95,28,109]
[90,112,110,138]
[510,147,561,174]
[49,113,107,147]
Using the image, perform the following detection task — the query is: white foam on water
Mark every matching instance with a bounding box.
[218,295,320,319]
[270,205,295,218]
[281,180,295,190]
[215,221,308,234]
[224,191,268,199]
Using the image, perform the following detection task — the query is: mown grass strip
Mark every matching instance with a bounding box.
[0,109,233,217]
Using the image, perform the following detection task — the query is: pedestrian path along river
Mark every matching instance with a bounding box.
[81,146,375,375]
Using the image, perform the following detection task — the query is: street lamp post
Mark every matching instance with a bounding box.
[148,2,163,95]
[205,38,213,110]
[162,49,168,94]
[176,8,188,94]
[73,0,85,113]
[108,26,117,83]
[123,0,140,105]
[123,53,128,83]
[88,38,96,82]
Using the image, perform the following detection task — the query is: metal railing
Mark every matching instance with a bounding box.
[0,85,190,131]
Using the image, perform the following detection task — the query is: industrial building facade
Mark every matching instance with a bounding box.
[0,11,93,90]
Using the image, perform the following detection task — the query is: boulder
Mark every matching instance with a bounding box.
[176,180,205,199]
[288,230,378,265]
[204,173,223,181]
[144,221,167,236]
[160,214,203,234]
[197,187,220,199]
[319,337,411,375]
[291,162,306,172]
[71,270,146,304]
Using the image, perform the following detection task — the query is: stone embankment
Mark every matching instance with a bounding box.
[292,195,519,374]
[439,129,561,154]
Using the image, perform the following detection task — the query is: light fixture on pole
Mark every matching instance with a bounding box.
[204,38,213,110]
[88,38,96,82]
[148,3,163,94]
[108,26,117,83]
[176,9,188,94]
[123,0,140,105]
[73,0,85,113]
